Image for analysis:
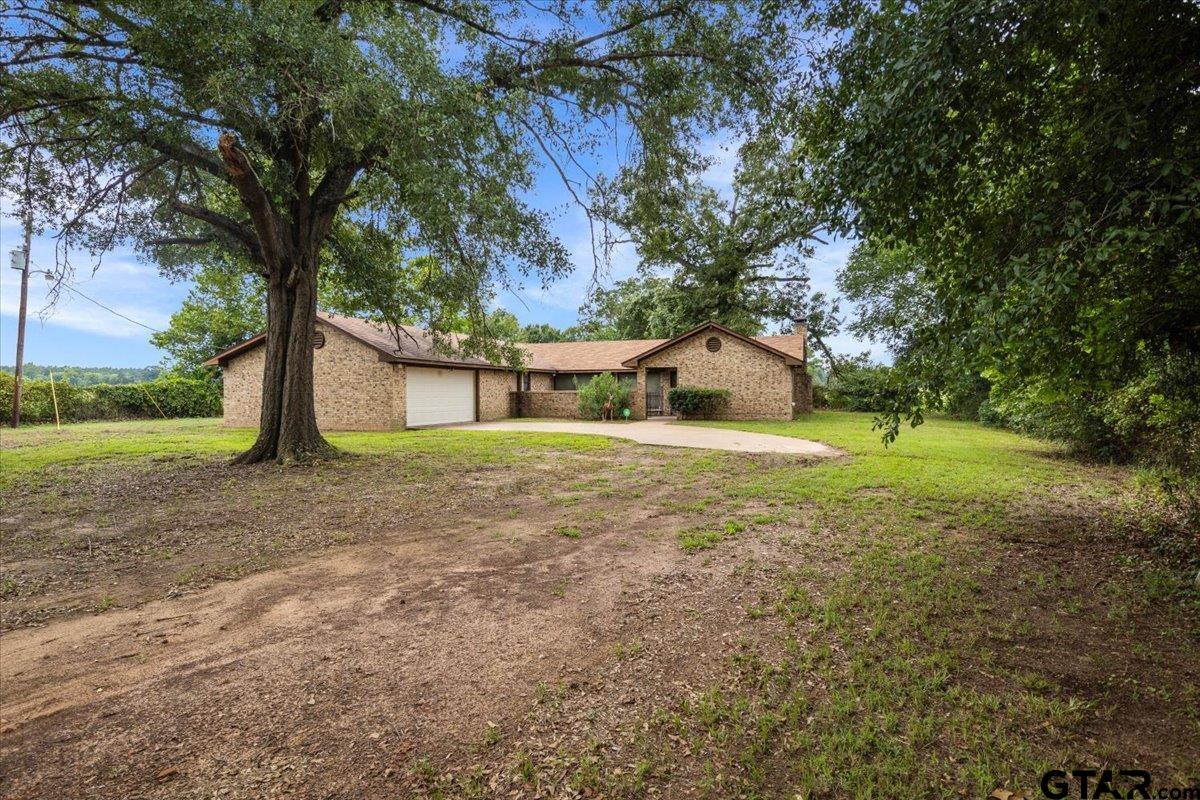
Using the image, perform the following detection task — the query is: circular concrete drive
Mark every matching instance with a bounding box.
[449,419,837,456]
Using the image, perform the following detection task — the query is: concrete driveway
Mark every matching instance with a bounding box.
[449,418,837,456]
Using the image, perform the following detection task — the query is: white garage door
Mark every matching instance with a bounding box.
[406,367,476,427]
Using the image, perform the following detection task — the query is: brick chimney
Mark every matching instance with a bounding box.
[793,317,808,364]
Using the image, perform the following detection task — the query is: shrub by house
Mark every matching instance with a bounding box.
[576,372,632,420]
[668,387,731,419]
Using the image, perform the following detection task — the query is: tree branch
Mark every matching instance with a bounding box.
[169,200,262,261]
[397,0,542,47]
[569,4,686,49]
[216,132,286,269]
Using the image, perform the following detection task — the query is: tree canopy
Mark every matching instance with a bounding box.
[575,275,686,340]
[151,258,265,377]
[802,0,1200,456]
[3,0,792,461]
[595,115,835,340]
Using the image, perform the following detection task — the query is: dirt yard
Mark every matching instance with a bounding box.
[1,416,1196,799]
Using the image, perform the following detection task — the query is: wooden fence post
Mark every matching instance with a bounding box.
[48,369,60,430]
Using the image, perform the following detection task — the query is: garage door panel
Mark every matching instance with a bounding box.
[406,367,476,427]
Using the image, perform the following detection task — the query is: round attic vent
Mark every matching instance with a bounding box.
[312,330,326,349]
[706,336,722,352]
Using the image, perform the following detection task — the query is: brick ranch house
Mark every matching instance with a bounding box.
[205,313,814,430]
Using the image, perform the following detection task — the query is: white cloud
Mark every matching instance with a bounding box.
[0,266,171,338]
[507,206,643,317]
[1,210,182,340]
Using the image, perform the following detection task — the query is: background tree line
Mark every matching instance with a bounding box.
[0,364,162,385]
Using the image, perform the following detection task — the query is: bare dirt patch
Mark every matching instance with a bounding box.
[0,436,803,798]
[1,441,688,630]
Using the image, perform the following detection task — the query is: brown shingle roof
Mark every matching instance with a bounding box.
[205,312,510,370]
[522,339,664,372]
[205,313,805,372]
[525,326,804,372]
[618,321,804,368]
[321,314,501,369]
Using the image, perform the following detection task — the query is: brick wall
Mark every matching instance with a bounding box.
[514,390,583,418]
[221,345,265,427]
[792,368,813,416]
[630,371,646,420]
[478,369,514,422]
[393,365,407,428]
[639,331,793,420]
[221,321,402,430]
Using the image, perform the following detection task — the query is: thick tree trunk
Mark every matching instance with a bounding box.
[233,258,336,465]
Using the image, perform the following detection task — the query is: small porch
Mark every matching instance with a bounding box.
[643,367,677,417]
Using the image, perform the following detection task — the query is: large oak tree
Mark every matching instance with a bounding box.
[2,0,786,462]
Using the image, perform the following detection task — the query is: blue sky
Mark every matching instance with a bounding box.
[0,141,884,369]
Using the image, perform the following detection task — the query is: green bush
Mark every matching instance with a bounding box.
[823,361,894,411]
[92,377,223,419]
[943,375,992,420]
[812,382,829,409]
[576,372,631,420]
[0,371,89,423]
[0,372,222,423]
[667,386,731,419]
[983,350,1199,556]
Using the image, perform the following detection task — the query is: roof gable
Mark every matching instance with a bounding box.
[619,322,803,367]
[204,313,508,370]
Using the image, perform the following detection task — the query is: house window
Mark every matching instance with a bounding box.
[553,372,595,390]
[552,372,636,390]
[522,373,532,391]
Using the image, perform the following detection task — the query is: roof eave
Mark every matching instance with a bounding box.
[389,354,516,371]
[204,332,266,367]
[621,321,802,367]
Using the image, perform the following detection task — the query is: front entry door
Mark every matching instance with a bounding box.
[646,371,662,415]
[645,369,676,416]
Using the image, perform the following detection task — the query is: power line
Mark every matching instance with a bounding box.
[30,265,162,333]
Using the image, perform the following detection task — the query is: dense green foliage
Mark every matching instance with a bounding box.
[667,386,731,419]
[576,372,632,420]
[811,1,1199,385]
[575,276,690,340]
[150,260,265,376]
[516,323,575,344]
[0,364,163,386]
[804,0,1199,489]
[0,372,220,424]
[814,358,895,413]
[92,378,223,419]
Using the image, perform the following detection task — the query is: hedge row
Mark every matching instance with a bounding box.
[668,386,731,419]
[0,372,222,424]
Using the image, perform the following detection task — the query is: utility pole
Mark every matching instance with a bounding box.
[9,207,32,428]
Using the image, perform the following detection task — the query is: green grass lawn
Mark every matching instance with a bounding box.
[0,416,612,489]
[610,414,1195,798]
[419,413,1197,798]
[2,413,1196,797]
